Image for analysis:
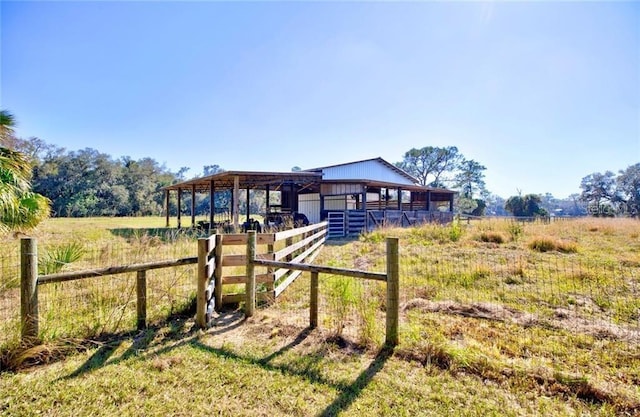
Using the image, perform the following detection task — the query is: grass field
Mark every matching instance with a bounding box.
[1,216,639,416]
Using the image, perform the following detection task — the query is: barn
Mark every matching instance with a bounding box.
[162,157,456,237]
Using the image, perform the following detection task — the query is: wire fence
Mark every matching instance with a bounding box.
[0,250,21,350]
[4,220,640,359]
[262,223,640,414]
[272,242,638,344]
[0,231,199,349]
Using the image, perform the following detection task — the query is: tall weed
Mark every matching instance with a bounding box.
[39,242,85,275]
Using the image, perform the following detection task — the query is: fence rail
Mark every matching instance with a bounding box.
[195,222,328,327]
[38,257,198,284]
[19,238,199,340]
[250,234,400,346]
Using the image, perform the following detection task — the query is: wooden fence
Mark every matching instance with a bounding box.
[19,237,198,342]
[196,221,328,327]
[250,234,400,347]
[19,220,400,346]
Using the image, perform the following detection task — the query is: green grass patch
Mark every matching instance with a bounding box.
[2,216,640,415]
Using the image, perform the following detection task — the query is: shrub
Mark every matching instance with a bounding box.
[477,231,505,244]
[506,221,524,242]
[528,237,577,253]
[448,219,463,242]
[39,242,85,275]
[555,240,578,253]
[528,237,556,252]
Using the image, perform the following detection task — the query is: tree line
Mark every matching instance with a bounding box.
[1,109,637,235]
[395,146,488,215]
[394,146,638,218]
[579,164,639,217]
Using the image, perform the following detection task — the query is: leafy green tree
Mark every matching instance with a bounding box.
[0,110,50,233]
[32,146,179,217]
[0,147,50,233]
[396,146,461,186]
[454,159,486,199]
[470,198,486,216]
[0,110,17,147]
[616,163,640,217]
[504,194,548,217]
[579,171,617,216]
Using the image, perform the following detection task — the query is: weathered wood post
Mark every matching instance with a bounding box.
[20,237,39,342]
[136,270,147,330]
[245,230,256,317]
[266,239,275,301]
[285,236,294,262]
[196,237,209,328]
[310,271,318,328]
[214,233,223,311]
[385,237,399,347]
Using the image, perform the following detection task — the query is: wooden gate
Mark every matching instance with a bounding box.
[196,222,328,327]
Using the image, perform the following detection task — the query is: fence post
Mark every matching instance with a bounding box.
[385,237,399,347]
[196,237,208,328]
[310,271,318,328]
[20,237,39,342]
[285,236,293,262]
[214,233,223,311]
[136,270,147,330]
[245,230,256,317]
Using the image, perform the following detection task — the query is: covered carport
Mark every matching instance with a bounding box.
[162,171,322,232]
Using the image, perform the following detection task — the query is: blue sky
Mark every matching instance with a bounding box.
[2,1,638,199]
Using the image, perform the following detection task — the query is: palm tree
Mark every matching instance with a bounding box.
[0,110,50,234]
[0,110,16,146]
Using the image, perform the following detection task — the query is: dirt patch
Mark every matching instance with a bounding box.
[403,299,640,343]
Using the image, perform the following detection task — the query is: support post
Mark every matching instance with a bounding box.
[263,184,271,226]
[266,240,275,300]
[177,187,182,229]
[20,237,39,342]
[136,270,147,330]
[245,231,256,317]
[233,175,240,232]
[191,184,196,227]
[310,271,318,328]
[385,237,399,347]
[196,237,209,328]
[285,237,293,262]
[209,180,215,232]
[165,190,170,227]
[362,186,368,232]
[214,234,223,311]
[246,187,251,224]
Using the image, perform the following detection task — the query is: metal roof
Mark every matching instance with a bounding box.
[305,157,419,184]
[163,170,322,192]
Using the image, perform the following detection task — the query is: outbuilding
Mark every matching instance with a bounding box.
[162,157,456,236]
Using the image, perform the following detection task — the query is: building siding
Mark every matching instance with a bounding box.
[298,194,321,224]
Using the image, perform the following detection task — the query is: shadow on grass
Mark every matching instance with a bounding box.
[55,307,244,380]
[189,331,393,417]
[318,347,393,416]
[60,318,392,416]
